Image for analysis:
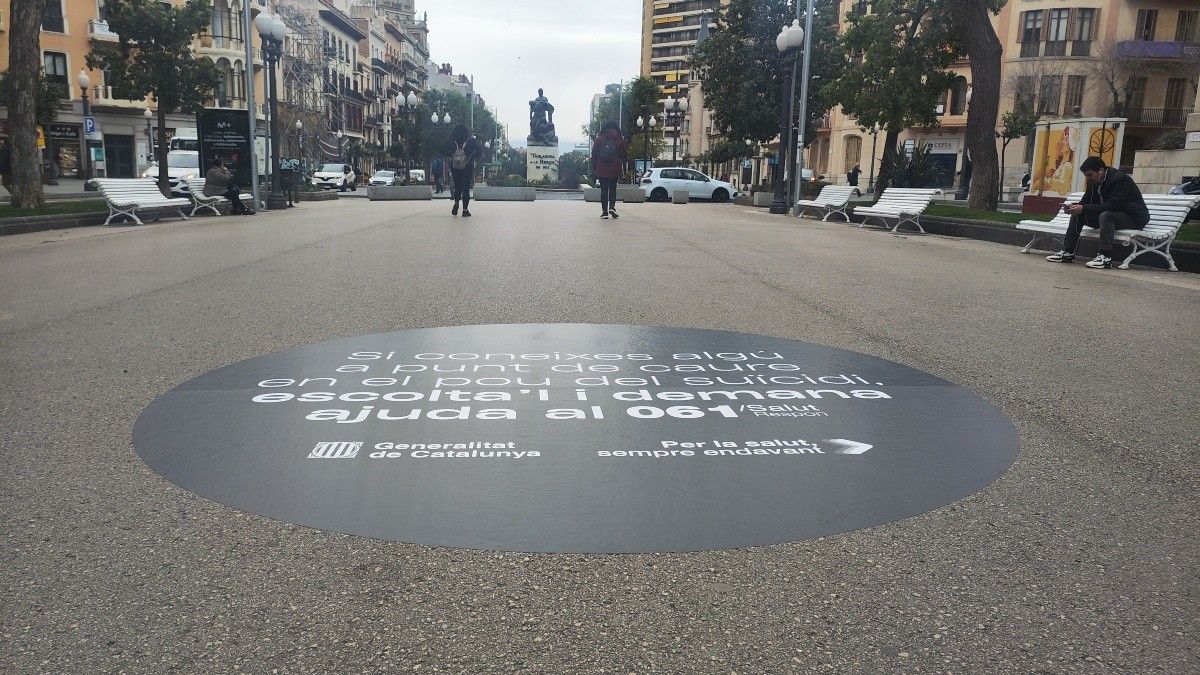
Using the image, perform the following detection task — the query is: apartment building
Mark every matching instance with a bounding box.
[641,0,728,162]
[0,0,271,180]
[810,0,1198,192]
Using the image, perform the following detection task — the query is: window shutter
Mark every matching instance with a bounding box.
[1067,8,1077,40]
[1040,10,1051,42]
[1091,8,1101,40]
[1016,11,1025,42]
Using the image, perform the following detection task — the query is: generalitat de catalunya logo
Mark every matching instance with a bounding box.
[308,441,362,459]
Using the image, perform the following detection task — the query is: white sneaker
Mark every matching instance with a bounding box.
[1085,254,1112,269]
[1045,250,1074,263]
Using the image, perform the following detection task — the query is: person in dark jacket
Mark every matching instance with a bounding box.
[431,156,445,194]
[441,125,481,217]
[1046,156,1150,269]
[590,121,628,219]
[846,164,860,188]
[203,158,252,215]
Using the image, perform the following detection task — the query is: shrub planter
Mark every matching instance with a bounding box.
[295,191,338,202]
[473,186,536,201]
[752,192,774,207]
[617,187,645,203]
[368,185,433,201]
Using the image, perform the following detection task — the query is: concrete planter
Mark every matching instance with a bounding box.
[672,190,690,204]
[473,186,536,201]
[617,187,645,203]
[295,191,338,202]
[582,187,601,203]
[368,185,433,201]
[752,192,774,207]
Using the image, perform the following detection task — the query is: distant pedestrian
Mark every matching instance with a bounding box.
[431,156,445,194]
[847,163,860,188]
[441,124,481,217]
[591,121,628,219]
[203,157,252,215]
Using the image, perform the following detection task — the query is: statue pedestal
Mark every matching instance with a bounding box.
[526,143,559,184]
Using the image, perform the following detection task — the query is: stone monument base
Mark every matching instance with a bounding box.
[526,143,559,184]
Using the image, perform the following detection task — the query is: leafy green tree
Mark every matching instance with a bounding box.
[397,88,498,173]
[558,150,589,188]
[584,77,666,173]
[692,0,841,147]
[5,0,49,208]
[949,0,1007,210]
[997,104,1039,199]
[87,0,219,195]
[827,0,961,198]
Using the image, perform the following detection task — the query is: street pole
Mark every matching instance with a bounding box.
[80,83,92,183]
[770,19,803,215]
[791,0,815,214]
[242,2,260,210]
[256,14,287,210]
[868,127,878,189]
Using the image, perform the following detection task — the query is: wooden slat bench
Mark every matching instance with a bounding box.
[90,178,191,226]
[853,188,941,233]
[796,185,860,221]
[1017,192,1200,271]
[180,177,254,216]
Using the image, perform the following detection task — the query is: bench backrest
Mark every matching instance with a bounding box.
[875,187,940,212]
[1041,192,1198,235]
[811,185,858,203]
[91,178,176,203]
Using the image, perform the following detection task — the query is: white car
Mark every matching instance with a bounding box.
[640,167,738,203]
[142,150,200,196]
[368,170,399,186]
[312,163,357,191]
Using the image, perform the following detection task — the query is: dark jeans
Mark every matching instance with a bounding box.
[223,187,248,213]
[451,168,472,207]
[599,177,618,213]
[1064,210,1139,254]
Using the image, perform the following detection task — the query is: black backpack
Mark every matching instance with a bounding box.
[598,136,618,163]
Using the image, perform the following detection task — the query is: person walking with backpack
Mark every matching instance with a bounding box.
[591,121,628,219]
[441,125,481,217]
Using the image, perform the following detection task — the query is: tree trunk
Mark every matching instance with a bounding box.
[951,0,1003,211]
[7,0,47,209]
[157,104,170,196]
[874,128,900,200]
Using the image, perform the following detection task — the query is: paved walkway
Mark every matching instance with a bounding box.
[1,200,1196,673]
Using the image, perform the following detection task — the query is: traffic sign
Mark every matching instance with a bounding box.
[83,117,97,135]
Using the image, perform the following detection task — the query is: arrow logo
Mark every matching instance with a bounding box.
[826,439,873,455]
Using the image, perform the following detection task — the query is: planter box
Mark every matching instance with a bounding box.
[618,187,645,203]
[473,186,536,201]
[295,191,338,202]
[752,192,774,207]
[583,187,600,202]
[672,190,689,204]
[368,185,433,201]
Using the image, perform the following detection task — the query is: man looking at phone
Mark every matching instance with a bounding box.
[1046,156,1150,269]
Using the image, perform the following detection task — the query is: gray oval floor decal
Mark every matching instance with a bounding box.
[133,324,1018,553]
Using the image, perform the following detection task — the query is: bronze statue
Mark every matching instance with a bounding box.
[527,88,558,145]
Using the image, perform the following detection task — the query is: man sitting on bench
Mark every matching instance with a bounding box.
[203,158,253,216]
[1046,156,1149,269]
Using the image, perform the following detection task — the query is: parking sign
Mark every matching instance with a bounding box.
[83,117,97,135]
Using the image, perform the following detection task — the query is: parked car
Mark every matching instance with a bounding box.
[368,170,399,186]
[141,150,201,196]
[312,163,357,191]
[640,168,738,203]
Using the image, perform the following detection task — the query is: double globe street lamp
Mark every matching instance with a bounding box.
[635,110,657,176]
[770,19,805,214]
[254,12,288,210]
[663,95,688,163]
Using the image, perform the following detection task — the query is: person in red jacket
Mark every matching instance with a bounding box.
[591,121,628,219]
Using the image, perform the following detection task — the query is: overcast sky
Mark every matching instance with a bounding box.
[425,0,642,154]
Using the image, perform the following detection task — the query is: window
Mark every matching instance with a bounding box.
[1016,76,1036,112]
[1073,8,1095,56]
[43,52,68,85]
[1165,79,1189,125]
[1178,11,1199,43]
[1126,77,1147,118]
[1037,76,1062,115]
[1020,11,1043,58]
[1134,9,1157,41]
[844,136,862,168]
[1064,75,1086,116]
[1045,9,1069,56]
[42,0,65,32]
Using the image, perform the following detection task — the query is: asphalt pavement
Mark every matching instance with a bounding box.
[1,199,1197,674]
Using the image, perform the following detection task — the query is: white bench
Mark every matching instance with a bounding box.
[853,188,941,233]
[90,178,191,226]
[1017,192,1200,271]
[181,177,253,216]
[796,185,860,221]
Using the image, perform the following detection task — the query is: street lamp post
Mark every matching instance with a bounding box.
[635,108,657,177]
[254,12,288,210]
[867,124,879,190]
[77,70,93,186]
[771,19,804,215]
[143,108,154,165]
[663,95,688,163]
[396,90,419,172]
[295,119,304,173]
[336,130,344,164]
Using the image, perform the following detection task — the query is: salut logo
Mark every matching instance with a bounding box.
[308,441,362,459]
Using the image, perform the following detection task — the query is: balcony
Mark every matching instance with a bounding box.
[1125,107,1194,128]
[87,19,119,42]
[1116,40,1200,61]
[371,57,388,74]
[365,113,385,127]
